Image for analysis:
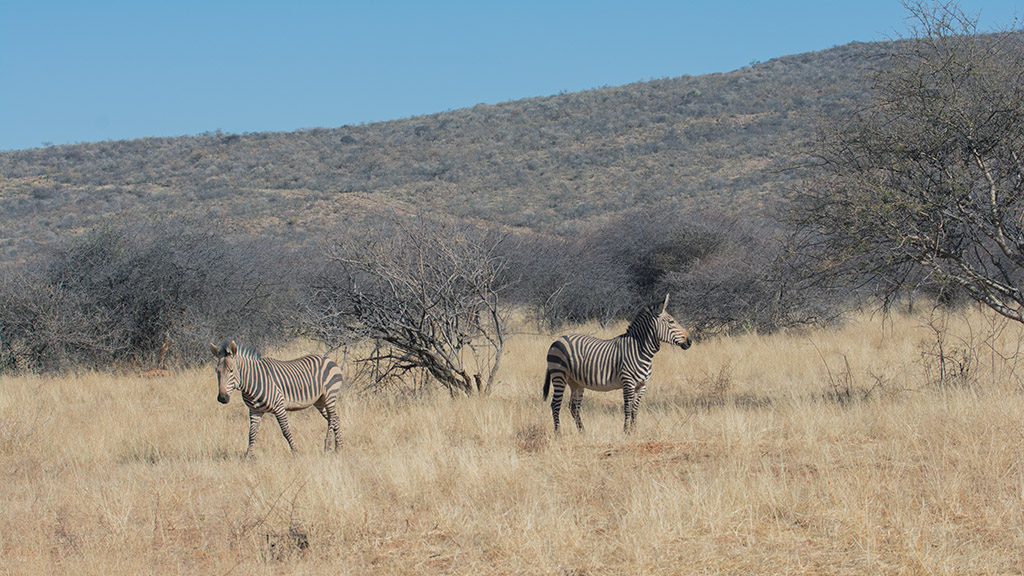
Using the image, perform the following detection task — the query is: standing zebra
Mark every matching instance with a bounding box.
[543,294,691,433]
[210,341,344,457]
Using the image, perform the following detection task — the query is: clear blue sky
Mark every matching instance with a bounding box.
[1,1,1020,151]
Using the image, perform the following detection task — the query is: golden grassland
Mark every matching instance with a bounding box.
[2,307,1023,575]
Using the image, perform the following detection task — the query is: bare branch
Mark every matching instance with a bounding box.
[302,212,514,395]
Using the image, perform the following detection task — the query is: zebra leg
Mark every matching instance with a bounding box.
[622,382,637,433]
[548,375,567,433]
[245,410,263,458]
[568,387,585,431]
[271,407,298,453]
[316,402,341,452]
[326,403,341,451]
[630,381,649,433]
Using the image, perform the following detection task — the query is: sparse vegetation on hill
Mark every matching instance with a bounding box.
[0,41,877,262]
[0,38,875,372]
[0,40,880,371]
[4,12,1015,377]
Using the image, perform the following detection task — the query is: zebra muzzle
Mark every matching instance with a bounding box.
[217,392,230,404]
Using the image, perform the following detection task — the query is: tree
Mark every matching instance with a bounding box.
[792,2,1024,322]
[307,214,513,396]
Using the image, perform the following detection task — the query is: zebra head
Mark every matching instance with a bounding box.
[210,341,241,404]
[655,294,691,350]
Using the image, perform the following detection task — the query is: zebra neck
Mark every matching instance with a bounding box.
[638,335,660,357]
[625,313,661,356]
[619,330,660,358]
[235,358,267,400]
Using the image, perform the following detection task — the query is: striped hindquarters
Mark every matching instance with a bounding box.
[320,357,345,397]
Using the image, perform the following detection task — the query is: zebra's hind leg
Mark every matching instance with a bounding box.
[327,404,341,451]
[245,410,263,458]
[315,405,332,451]
[548,376,566,433]
[316,402,341,452]
[568,387,585,431]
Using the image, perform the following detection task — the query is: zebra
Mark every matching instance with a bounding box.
[210,341,344,458]
[543,294,691,433]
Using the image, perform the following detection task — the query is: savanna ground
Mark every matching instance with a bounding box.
[2,306,1023,575]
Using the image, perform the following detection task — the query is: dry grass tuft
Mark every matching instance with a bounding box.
[514,423,550,455]
[2,306,1023,574]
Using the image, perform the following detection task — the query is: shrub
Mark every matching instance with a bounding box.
[0,217,290,372]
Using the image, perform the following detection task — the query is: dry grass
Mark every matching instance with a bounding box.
[2,306,1024,575]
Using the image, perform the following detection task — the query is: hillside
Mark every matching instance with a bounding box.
[0,41,881,263]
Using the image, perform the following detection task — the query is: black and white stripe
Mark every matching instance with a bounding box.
[211,341,344,457]
[543,294,691,433]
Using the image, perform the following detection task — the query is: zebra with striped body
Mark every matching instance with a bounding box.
[543,294,691,433]
[210,341,344,457]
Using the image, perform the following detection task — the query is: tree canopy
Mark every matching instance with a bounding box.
[793,1,1024,322]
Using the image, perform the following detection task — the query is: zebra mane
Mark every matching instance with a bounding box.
[236,345,262,360]
[216,340,262,360]
[624,306,658,340]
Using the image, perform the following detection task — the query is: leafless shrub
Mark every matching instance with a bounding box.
[0,216,288,372]
[919,307,985,391]
[514,424,549,455]
[509,208,834,333]
[694,363,734,405]
[262,525,309,562]
[304,213,513,396]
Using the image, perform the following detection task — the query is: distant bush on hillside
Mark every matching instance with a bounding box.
[0,206,835,374]
[504,208,836,335]
[0,217,292,372]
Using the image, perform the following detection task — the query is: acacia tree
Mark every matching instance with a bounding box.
[793,2,1024,321]
[308,214,513,396]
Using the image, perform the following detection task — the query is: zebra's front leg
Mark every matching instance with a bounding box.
[245,411,263,458]
[629,381,649,433]
[271,406,298,453]
[622,382,637,433]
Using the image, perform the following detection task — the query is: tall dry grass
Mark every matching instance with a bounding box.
[1,306,1023,575]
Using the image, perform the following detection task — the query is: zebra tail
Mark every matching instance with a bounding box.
[543,369,551,401]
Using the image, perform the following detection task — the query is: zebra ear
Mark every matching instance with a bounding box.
[210,343,220,357]
[228,341,238,356]
[661,293,670,314]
